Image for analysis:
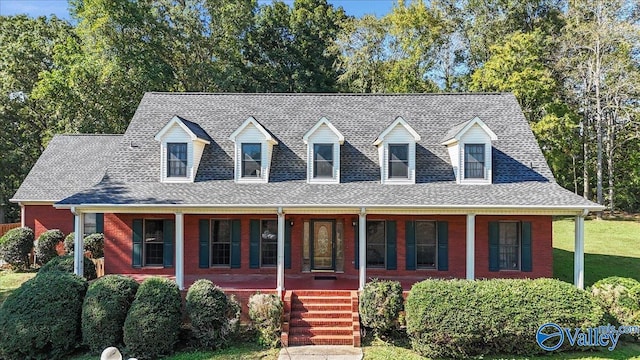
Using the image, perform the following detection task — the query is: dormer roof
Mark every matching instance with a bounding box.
[441,117,497,146]
[373,117,421,146]
[229,116,278,145]
[154,115,211,144]
[303,117,345,145]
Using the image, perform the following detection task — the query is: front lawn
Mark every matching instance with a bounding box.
[66,343,279,360]
[553,218,640,287]
[0,269,36,304]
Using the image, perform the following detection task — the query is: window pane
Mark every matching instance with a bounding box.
[84,213,97,235]
[416,221,436,268]
[211,220,231,266]
[242,143,261,177]
[314,144,334,178]
[167,143,187,177]
[144,220,164,266]
[464,144,485,179]
[366,221,385,268]
[499,222,520,270]
[388,144,409,179]
[261,220,277,266]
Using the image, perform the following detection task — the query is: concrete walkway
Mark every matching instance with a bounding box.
[278,346,363,360]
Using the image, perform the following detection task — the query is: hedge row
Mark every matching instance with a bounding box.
[405,278,604,359]
[592,276,640,332]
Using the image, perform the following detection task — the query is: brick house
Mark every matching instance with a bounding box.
[12,93,601,345]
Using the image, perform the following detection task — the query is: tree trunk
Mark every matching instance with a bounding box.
[594,5,604,219]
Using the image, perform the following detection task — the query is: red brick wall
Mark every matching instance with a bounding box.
[103,213,553,284]
[23,204,74,238]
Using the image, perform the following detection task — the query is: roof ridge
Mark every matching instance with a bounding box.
[54,134,123,137]
[145,92,511,97]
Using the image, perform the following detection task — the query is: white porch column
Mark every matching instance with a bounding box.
[574,211,586,290]
[19,203,25,227]
[466,213,476,280]
[358,208,367,291]
[277,207,285,296]
[175,212,185,290]
[72,208,85,277]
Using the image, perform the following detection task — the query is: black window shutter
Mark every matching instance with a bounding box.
[96,213,104,233]
[230,220,241,268]
[163,220,174,267]
[437,221,449,271]
[132,219,143,268]
[521,221,532,272]
[405,221,416,270]
[354,225,359,269]
[285,222,292,269]
[489,221,499,271]
[249,220,260,268]
[199,219,210,268]
[386,221,397,270]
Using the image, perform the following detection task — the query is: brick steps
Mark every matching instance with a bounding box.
[282,290,360,347]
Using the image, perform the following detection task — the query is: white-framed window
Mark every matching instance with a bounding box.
[210,220,231,266]
[366,220,385,268]
[144,219,164,266]
[388,144,409,179]
[84,213,97,235]
[261,219,278,267]
[464,144,485,179]
[499,222,520,270]
[313,143,334,178]
[303,118,344,184]
[441,117,496,184]
[167,142,188,178]
[241,143,262,178]
[374,117,420,184]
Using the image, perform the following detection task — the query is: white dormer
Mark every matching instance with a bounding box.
[303,117,344,184]
[154,116,211,183]
[229,117,278,183]
[374,117,421,184]
[441,117,498,184]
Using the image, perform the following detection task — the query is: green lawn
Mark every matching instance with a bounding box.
[0,270,36,304]
[553,218,640,287]
[66,343,279,360]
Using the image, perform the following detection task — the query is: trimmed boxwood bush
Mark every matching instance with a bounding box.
[83,233,104,258]
[248,293,283,348]
[39,254,97,280]
[64,232,75,254]
[0,271,88,360]
[359,278,403,335]
[123,277,182,359]
[186,279,241,349]
[592,277,640,329]
[0,227,34,270]
[82,275,139,354]
[35,229,64,265]
[405,278,604,359]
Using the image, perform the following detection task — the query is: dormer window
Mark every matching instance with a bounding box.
[388,144,409,179]
[374,117,420,184]
[242,143,262,178]
[154,116,211,183]
[303,118,344,184]
[230,117,278,183]
[464,144,485,179]
[313,144,334,178]
[167,143,187,177]
[442,117,497,184]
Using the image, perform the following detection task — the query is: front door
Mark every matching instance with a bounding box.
[311,220,335,271]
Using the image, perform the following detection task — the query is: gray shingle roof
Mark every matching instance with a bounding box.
[175,116,212,142]
[51,92,599,210]
[11,135,123,202]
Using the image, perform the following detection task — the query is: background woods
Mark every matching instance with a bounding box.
[1,0,639,222]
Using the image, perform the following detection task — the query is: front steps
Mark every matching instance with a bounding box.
[282,290,360,347]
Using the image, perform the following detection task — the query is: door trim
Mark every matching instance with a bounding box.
[310,219,336,271]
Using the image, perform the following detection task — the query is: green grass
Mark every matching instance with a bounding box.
[66,343,279,360]
[0,269,36,304]
[553,218,640,287]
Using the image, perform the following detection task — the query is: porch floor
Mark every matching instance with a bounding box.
[120,273,434,291]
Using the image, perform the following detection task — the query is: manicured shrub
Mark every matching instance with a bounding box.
[248,293,283,348]
[123,277,182,359]
[0,226,34,270]
[82,275,139,354]
[359,278,404,335]
[64,232,75,254]
[35,229,64,265]
[39,254,97,280]
[0,271,87,360]
[592,277,640,329]
[83,233,104,258]
[405,278,604,359]
[186,279,241,349]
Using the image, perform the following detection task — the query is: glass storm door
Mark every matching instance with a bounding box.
[311,220,335,271]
